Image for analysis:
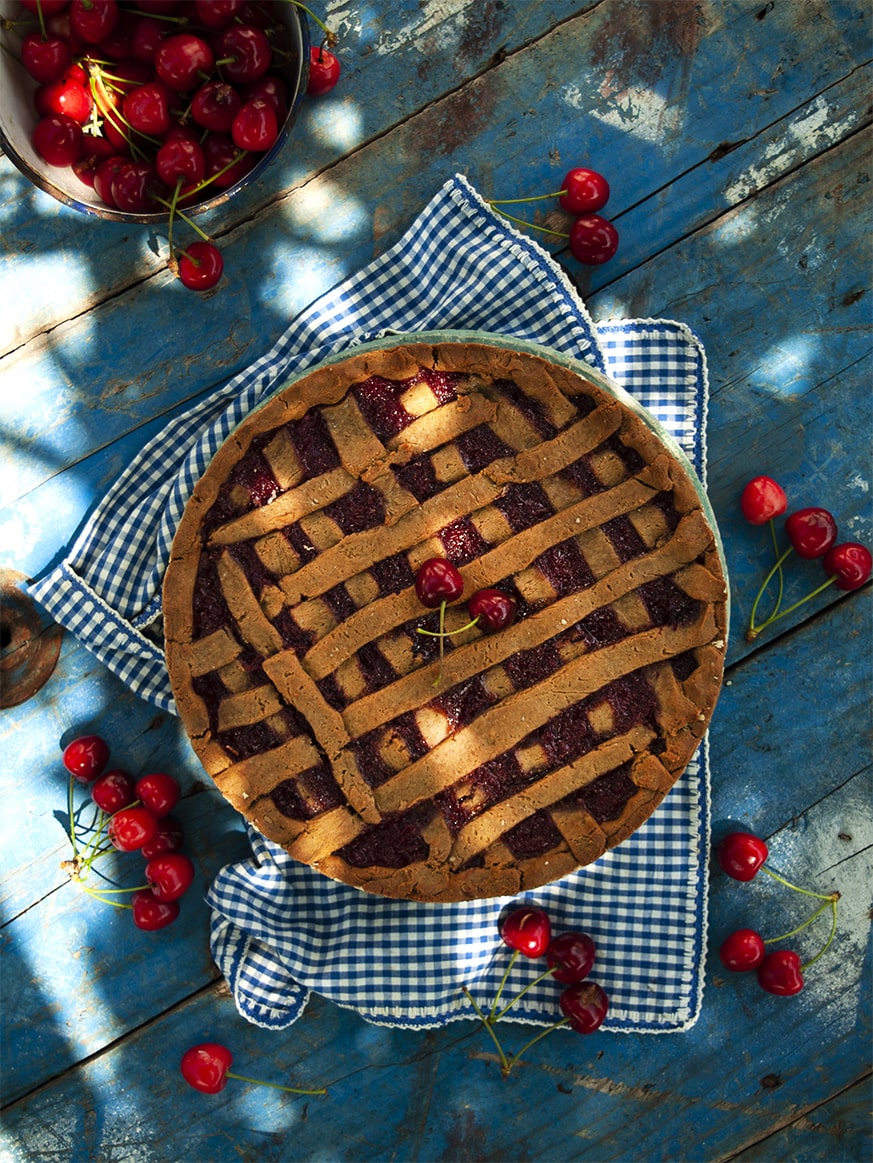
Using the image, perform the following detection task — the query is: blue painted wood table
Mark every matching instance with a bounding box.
[1,1,871,1159]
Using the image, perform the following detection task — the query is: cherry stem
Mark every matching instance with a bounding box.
[67,775,79,858]
[463,987,510,1073]
[489,948,519,1021]
[489,206,568,239]
[416,615,480,639]
[761,865,840,903]
[225,1072,327,1096]
[765,897,835,945]
[748,546,838,640]
[489,190,567,206]
[153,199,211,242]
[288,0,336,44]
[503,1018,569,1077]
[494,965,556,1020]
[77,883,133,909]
[802,895,839,970]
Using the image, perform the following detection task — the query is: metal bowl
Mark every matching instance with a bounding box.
[0,0,309,224]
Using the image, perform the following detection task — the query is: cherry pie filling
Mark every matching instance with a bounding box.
[167,350,725,897]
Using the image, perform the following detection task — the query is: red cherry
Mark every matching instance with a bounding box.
[785,507,838,559]
[559,981,609,1033]
[468,588,517,631]
[415,558,464,608]
[719,928,766,972]
[500,906,551,958]
[63,735,110,783]
[740,476,788,525]
[232,97,278,152]
[569,214,619,265]
[145,852,195,902]
[178,241,224,291]
[823,542,872,591]
[181,1043,233,1093]
[132,889,180,931]
[546,931,596,983]
[93,155,128,206]
[22,34,72,85]
[72,136,117,187]
[307,45,340,96]
[559,168,610,214]
[140,815,185,858]
[33,113,84,167]
[21,0,69,14]
[195,0,245,29]
[242,74,288,120]
[108,806,159,852]
[111,161,163,214]
[155,32,214,91]
[757,950,804,996]
[91,769,136,815]
[36,73,94,124]
[130,15,165,64]
[191,80,243,133]
[716,832,769,881]
[135,772,181,818]
[70,0,119,45]
[156,135,205,186]
[218,24,272,84]
[123,81,173,137]
[202,133,255,188]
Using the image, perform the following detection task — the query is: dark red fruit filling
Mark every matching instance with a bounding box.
[576,607,629,648]
[352,713,428,789]
[603,671,659,733]
[352,370,459,443]
[539,703,596,766]
[192,550,230,638]
[503,810,565,860]
[536,538,596,595]
[218,718,282,760]
[339,804,434,868]
[271,764,345,820]
[638,576,701,627]
[670,650,699,682]
[496,482,553,532]
[372,552,415,596]
[228,541,276,597]
[285,523,318,565]
[492,378,557,439]
[395,454,442,501]
[323,583,356,622]
[602,515,646,562]
[356,642,397,691]
[433,676,494,730]
[504,641,563,690]
[562,454,608,497]
[574,762,637,823]
[439,517,489,564]
[325,480,386,533]
[289,410,341,476]
[455,424,514,472]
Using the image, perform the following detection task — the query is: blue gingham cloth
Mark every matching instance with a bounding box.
[29,174,713,1034]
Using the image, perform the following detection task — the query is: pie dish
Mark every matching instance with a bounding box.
[164,334,728,901]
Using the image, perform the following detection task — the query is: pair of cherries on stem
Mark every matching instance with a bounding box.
[464,906,609,1078]
[181,1043,326,1097]
[489,167,619,266]
[716,832,840,996]
[741,476,871,641]
[414,557,517,682]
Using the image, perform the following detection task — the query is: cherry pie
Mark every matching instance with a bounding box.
[164,340,727,901]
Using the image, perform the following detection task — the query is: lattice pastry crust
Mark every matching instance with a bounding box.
[164,341,727,901]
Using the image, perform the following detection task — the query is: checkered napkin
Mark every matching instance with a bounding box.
[29,173,713,1034]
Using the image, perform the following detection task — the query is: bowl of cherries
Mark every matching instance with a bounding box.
[0,0,311,226]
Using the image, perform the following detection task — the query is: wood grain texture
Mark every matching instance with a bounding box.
[1,0,871,1158]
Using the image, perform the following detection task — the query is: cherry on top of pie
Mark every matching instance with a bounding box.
[164,341,727,902]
